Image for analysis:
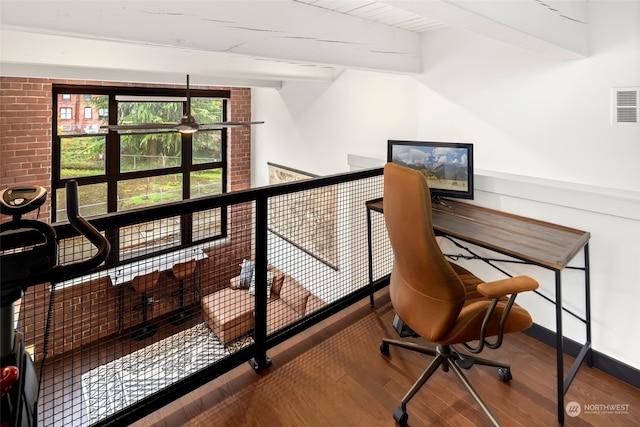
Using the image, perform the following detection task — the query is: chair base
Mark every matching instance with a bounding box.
[131,323,158,341]
[170,308,193,326]
[380,339,511,427]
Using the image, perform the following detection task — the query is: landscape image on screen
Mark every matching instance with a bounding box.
[391,145,469,192]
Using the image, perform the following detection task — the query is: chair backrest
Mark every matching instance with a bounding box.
[383,162,465,341]
[131,269,160,294]
[172,259,197,281]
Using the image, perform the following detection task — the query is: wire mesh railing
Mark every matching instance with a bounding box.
[15,167,393,426]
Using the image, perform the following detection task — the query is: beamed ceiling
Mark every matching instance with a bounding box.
[0,1,589,88]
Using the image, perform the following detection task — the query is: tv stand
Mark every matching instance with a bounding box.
[432,196,455,210]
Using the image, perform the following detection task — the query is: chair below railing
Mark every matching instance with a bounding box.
[25,167,394,427]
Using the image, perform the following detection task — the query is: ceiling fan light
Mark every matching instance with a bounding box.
[177,115,199,134]
[178,127,198,134]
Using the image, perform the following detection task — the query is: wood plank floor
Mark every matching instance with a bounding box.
[133,290,640,427]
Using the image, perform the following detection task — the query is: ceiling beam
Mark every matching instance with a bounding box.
[384,0,589,59]
[2,29,347,88]
[1,1,423,80]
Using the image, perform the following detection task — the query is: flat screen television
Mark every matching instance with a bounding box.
[387,140,474,201]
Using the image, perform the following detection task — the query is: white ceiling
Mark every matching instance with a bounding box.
[0,1,589,88]
[293,0,444,32]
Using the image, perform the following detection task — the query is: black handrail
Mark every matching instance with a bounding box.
[0,180,110,291]
[46,168,386,427]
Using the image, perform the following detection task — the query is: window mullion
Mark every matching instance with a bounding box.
[106,94,119,213]
[183,132,192,200]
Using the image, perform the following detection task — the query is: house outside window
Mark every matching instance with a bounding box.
[52,85,231,260]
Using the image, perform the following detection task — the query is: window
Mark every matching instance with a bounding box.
[84,107,92,119]
[62,94,71,100]
[52,85,231,260]
[60,107,72,120]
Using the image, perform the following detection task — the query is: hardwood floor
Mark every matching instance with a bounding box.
[132,290,640,427]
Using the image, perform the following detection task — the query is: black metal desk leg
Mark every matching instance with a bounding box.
[555,269,565,425]
[584,243,593,367]
[366,208,374,306]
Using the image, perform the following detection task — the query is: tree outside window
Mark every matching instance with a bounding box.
[52,85,231,261]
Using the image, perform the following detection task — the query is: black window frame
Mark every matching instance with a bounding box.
[52,83,231,253]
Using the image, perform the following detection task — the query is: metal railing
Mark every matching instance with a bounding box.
[20,167,394,426]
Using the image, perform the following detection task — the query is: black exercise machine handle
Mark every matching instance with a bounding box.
[62,180,110,278]
[0,180,110,291]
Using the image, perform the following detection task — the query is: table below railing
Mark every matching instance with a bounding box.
[365,197,592,425]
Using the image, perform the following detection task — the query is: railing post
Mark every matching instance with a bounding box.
[249,195,271,370]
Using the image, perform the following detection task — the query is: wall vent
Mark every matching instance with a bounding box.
[613,87,639,125]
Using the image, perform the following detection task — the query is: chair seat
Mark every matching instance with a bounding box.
[131,270,160,293]
[202,288,255,344]
[440,301,533,344]
[202,288,255,330]
[438,262,532,343]
[172,259,197,281]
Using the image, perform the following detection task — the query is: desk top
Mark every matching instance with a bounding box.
[366,198,590,270]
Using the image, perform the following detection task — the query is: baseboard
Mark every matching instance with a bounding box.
[524,323,640,388]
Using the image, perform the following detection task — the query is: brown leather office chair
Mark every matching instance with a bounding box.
[380,162,539,426]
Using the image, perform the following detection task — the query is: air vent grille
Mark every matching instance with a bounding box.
[613,88,639,125]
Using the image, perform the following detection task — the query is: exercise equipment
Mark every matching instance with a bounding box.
[0,181,109,427]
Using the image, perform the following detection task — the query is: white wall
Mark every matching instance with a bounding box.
[251,1,640,370]
[446,171,640,370]
[416,0,640,191]
[251,70,420,185]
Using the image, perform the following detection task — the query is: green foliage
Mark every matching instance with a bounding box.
[60,136,105,177]
[192,98,223,123]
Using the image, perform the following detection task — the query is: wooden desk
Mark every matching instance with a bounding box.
[365,197,591,425]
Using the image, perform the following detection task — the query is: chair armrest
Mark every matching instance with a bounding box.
[476,276,539,299]
[229,275,241,289]
[463,276,539,354]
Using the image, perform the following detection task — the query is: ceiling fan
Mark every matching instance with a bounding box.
[100,75,263,134]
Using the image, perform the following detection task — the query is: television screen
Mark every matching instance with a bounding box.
[387,140,474,200]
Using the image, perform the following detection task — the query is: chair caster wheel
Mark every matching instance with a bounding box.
[393,406,408,425]
[498,367,512,381]
[380,341,390,355]
[455,356,474,369]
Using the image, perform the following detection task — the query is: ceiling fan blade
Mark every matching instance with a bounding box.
[100,76,263,134]
[198,121,265,130]
[100,123,178,131]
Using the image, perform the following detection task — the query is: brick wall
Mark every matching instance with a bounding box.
[0,77,254,195]
[0,77,54,220]
[228,87,252,191]
[1,76,254,360]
